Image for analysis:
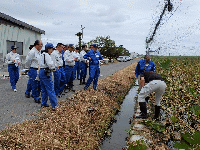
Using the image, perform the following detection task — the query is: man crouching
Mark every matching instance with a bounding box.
[136,71,166,119]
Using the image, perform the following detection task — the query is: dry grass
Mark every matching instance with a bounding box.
[0,63,137,149]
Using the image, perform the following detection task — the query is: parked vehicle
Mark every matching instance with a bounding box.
[125,56,131,61]
[117,56,127,62]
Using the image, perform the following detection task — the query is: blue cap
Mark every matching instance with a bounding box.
[45,43,54,49]
[11,45,17,50]
[69,44,75,49]
[93,43,99,48]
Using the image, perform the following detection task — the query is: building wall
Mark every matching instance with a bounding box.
[0,23,41,63]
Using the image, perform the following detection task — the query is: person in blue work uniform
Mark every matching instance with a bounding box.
[135,55,156,102]
[39,43,58,110]
[73,47,80,80]
[61,44,69,68]
[25,40,43,103]
[79,44,88,85]
[51,43,65,98]
[25,45,34,98]
[135,55,156,79]
[5,45,21,92]
[88,45,93,75]
[61,44,69,92]
[64,44,78,92]
[84,43,103,90]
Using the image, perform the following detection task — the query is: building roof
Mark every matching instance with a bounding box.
[0,12,45,34]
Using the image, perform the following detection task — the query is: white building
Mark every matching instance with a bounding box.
[0,12,45,63]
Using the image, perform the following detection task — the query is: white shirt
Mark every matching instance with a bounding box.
[5,51,21,67]
[73,51,80,61]
[64,51,75,66]
[51,50,63,67]
[39,53,55,70]
[25,47,41,68]
[79,50,87,63]
[98,50,101,68]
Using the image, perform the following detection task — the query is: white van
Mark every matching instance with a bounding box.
[117,56,127,62]
[125,56,131,61]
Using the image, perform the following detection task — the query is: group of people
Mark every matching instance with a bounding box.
[6,43,166,119]
[6,40,103,110]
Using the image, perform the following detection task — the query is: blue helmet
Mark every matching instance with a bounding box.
[45,43,54,50]
[69,44,75,49]
[92,43,99,48]
[11,45,18,50]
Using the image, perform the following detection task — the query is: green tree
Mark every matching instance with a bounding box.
[87,36,130,61]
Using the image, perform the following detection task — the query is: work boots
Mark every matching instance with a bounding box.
[82,79,86,84]
[64,83,70,93]
[136,102,147,119]
[79,79,82,85]
[154,105,161,120]
[69,82,75,92]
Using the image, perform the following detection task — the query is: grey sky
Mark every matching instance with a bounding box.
[1,0,200,55]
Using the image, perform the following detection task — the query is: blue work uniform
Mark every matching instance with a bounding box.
[79,50,87,80]
[39,52,57,108]
[26,78,32,95]
[61,49,65,67]
[64,50,76,88]
[61,49,67,85]
[135,59,156,78]
[83,50,103,90]
[73,51,80,80]
[5,51,20,90]
[25,47,41,101]
[51,50,65,95]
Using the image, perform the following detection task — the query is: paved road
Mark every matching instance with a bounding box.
[0,59,138,130]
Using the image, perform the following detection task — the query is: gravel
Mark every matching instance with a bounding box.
[0,59,138,130]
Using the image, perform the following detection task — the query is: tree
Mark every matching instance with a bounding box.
[87,36,129,61]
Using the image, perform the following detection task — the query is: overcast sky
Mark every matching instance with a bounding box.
[1,0,200,55]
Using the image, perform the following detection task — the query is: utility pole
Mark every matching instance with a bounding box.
[81,25,85,39]
[75,25,85,50]
[75,32,82,50]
